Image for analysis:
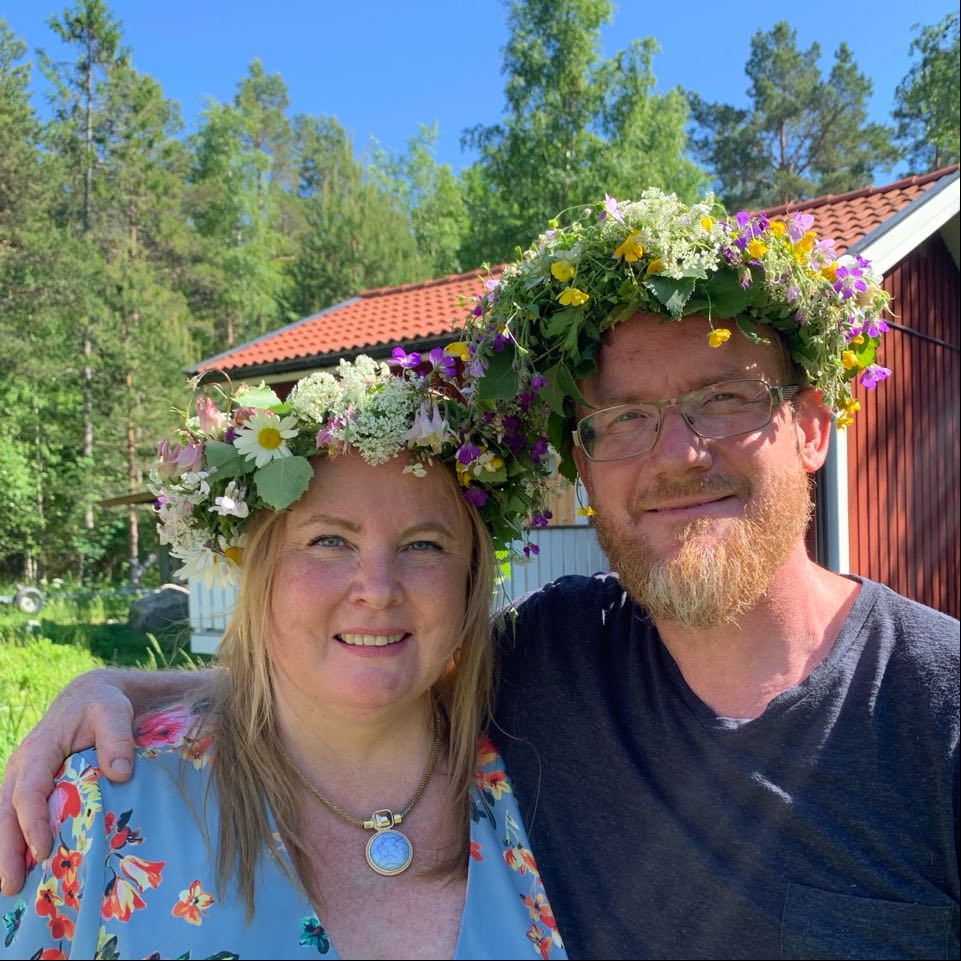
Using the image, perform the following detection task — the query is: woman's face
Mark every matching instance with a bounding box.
[266,453,474,723]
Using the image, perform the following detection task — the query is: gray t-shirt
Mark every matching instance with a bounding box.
[492,575,960,959]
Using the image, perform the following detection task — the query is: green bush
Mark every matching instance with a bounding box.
[0,632,104,779]
[0,592,206,777]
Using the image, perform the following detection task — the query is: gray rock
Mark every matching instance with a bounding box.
[128,583,189,633]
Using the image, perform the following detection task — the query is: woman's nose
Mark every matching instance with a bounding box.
[347,553,403,608]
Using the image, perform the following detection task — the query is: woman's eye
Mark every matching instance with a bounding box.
[309,534,347,548]
[406,540,442,553]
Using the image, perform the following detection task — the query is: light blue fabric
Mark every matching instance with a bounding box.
[1,732,566,960]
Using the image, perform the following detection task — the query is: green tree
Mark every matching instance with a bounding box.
[0,17,110,580]
[96,59,195,582]
[460,0,704,263]
[38,0,124,559]
[893,11,960,174]
[181,61,294,353]
[370,123,468,276]
[283,116,426,317]
[688,22,898,209]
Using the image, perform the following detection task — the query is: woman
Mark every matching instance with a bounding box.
[0,352,565,959]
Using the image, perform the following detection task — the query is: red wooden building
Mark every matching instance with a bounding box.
[193,167,961,619]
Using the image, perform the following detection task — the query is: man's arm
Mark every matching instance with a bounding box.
[0,666,213,895]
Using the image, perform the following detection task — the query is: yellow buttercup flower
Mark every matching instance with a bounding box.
[821,263,838,283]
[550,259,576,282]
[835,413,854,430]
[577,506,595,517]
[558,287,589,306]
[707,328,732,349]
[793,231,816,257]
[844,398,862,414]
[747,239,768,259]
[769,221,786,237]
[645,258,664,276]
[613,230,644,263]
[699,216,714,232]
[850,334,865,345]
[841,350,858,370]
[445,341,470,360]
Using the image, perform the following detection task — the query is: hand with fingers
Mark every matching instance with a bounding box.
[0,666,208,895]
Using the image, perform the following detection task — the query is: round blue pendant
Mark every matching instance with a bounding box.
[365,829,413,876]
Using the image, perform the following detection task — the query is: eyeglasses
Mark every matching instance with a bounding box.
[573,379,801,462]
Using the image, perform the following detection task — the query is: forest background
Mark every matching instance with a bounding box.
[0,0,959,588]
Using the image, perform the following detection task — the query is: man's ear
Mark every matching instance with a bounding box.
[794,387,834,473]
[572,444,594,501]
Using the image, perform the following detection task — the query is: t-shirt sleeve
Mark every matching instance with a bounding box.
[0,753,105,959]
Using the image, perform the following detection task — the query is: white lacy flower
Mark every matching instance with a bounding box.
[233,411,299,468]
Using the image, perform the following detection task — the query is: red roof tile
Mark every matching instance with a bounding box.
[762,165,959,251]
[198,166,959,377]
[194,267,502,377]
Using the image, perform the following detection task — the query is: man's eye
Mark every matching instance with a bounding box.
[606,408,653,430]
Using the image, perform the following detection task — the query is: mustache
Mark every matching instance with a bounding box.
[626,475,751,516]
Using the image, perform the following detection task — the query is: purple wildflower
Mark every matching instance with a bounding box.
[833,266,868,300]
[391,346,422,369]
[786,212,815,244]
[844,323,863,343]
[523,542,540,558]
[859,364,891,389]
[530,510,553,529]
[814,237,838,261]
[457,443,481,466]
[428,346,456,378]
[863,317,889,338]
[224,427,236,443]
[599,194,624,224]
[492,332,510,352]
[529,436,549,463]
[530,374,547,393]
[461,487,488,507]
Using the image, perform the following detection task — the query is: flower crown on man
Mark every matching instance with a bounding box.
[461,188,892,481]
[151,349,555,587]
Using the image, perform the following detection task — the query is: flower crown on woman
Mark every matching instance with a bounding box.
[462,188,892,480]
[151,349,555,587]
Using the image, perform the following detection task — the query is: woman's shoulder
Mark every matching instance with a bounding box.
[134,700,216,763]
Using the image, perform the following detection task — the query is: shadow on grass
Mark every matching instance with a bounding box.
[35,618,196,667]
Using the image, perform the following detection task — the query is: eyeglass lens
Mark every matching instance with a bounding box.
[578,380,780,461]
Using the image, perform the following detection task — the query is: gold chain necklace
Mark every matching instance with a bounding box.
[282,708,443,877]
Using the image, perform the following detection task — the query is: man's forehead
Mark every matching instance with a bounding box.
[582,321,780,403]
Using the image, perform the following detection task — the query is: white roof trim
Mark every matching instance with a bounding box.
[851,171,960,274]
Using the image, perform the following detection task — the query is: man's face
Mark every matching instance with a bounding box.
[573,313,828,627]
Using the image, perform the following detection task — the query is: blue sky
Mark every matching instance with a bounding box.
[2,0,954,175]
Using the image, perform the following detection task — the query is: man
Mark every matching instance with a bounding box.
[2,191,958,958]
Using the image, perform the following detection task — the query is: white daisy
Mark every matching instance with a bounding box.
[233,412,299,468]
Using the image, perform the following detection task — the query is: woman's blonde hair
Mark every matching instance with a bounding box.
[199,458,496,917]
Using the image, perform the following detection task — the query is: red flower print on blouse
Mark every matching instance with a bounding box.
[135,707,194,750]
[171,880,215,925]
[526,922,553,961]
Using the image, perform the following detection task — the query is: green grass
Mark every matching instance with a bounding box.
[0,591,206,778]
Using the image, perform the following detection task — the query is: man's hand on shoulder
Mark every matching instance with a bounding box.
[0,665,211,895]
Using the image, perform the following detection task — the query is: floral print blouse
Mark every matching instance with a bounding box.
[1,709,566,960]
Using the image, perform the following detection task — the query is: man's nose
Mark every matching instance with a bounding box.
[648,404,713,469]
